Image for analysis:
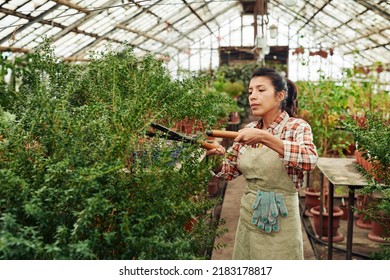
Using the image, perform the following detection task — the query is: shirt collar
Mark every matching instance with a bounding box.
[257,111,289,134]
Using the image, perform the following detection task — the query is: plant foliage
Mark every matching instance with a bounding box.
[0,43,233,259]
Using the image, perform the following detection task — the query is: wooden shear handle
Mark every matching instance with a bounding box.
[199,141,217,150]
[206,130,239,139]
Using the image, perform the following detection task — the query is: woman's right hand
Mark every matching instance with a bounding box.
[205,141,226,156]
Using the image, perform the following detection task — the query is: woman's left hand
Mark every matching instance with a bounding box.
[234,128,264,145]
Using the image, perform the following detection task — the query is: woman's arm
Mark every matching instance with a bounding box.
[234,128,285,155]
[233,120,318,171]
[281,122,318,171]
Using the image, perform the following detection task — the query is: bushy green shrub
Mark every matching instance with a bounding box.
[0,43,233,259]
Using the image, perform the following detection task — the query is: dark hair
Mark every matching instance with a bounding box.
[251,67,298,117]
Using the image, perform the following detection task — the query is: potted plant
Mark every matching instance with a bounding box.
[367,191,390,243]
[310,205,345,242]
[309,182,345,242]
[297,78,356,157]
[342,112,390,246]
[297,65,389,157]
[209,63,259,125]
[303,187,321,217]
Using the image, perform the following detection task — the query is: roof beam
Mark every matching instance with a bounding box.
[335,27,389,48]
[0,46,30,53]
[158,1,241,55]
[0,4,61,45]
[205,3,221,29]
[129,0,203,49]
[182,0,216,37]
[306,1,390,53]
[49,0,118,42]
[53,0,89,14]
[345,42,389,55]
[68,0,166,57]
[294,0,333,37]
[116,24,186,52]
[99,1,207,57]
[0,7,99,46]
[274,0,388,62]
[129,0,193,43]
[353,0,390,21]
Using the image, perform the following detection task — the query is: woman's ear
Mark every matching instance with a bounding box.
[276,90,286,102]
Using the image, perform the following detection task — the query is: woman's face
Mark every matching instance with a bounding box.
[248,76,284,117]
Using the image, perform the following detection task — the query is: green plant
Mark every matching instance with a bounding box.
[342,112,390,185]
[342,112,390,257]
[297,79,352,156]
[371,244,390,260]
[0,42,234,259]
[297,68,389,157]
[0,52,35,111]
[209,63,259,122]
[223,80,245,99]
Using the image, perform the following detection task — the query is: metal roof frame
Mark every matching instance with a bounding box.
[0,0,388,69]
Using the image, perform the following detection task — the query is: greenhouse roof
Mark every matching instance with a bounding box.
[0,0,389,70]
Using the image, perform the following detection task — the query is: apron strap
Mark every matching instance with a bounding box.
[276,114,289,138]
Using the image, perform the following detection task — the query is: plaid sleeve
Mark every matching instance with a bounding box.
[215,141,242,181]
[282,120,318,171]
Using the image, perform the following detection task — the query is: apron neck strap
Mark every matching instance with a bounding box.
[276,115,290,138]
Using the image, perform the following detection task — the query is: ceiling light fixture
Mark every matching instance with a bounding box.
[269,24,278,39]
[283,0,297,7]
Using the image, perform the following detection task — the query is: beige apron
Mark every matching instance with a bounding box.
[232,117,303,260]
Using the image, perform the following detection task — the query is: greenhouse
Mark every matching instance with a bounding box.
[0,0,389,268]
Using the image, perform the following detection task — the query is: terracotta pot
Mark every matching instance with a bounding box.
[207,177,219,196]
[356,194,373,229]
[304,188,321,217]
[228,112,240,123]
[369,160,386,183]
[184,217,197,232]
[310,205,344,242]
[368,212,390,243]
[338,203,349,221]
[355,150,362,165]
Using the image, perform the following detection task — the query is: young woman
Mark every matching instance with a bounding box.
[207,67,318,260]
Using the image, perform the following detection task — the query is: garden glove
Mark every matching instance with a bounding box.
[271,217,280,232]
[251,191,263,225]
[251,192,269,231]
[251,191,288,233]
[275,193,288,217]
[269,194,288,232]
[260,191,270,224]
[251,191,271,231]
[268,191,279,222]
[263,192,280,233]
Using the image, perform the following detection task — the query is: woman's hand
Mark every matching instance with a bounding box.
[205,141,226,156]
[234,128,264,145]
[235,128,285,156]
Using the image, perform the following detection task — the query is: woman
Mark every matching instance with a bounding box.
[207,67,318,260]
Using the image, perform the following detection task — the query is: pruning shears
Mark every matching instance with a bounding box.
[147,123,216,150]
[147,123,240,150]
